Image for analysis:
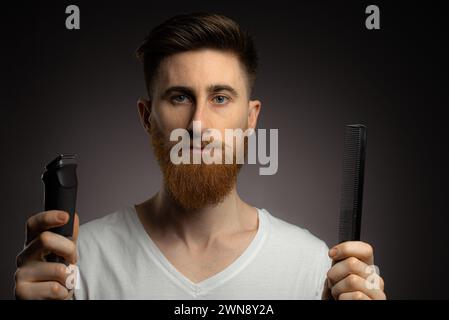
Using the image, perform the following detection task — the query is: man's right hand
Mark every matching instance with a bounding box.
[14,210,79,300]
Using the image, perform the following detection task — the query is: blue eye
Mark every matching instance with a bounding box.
[213,95,229,105]
[172,95,190,104]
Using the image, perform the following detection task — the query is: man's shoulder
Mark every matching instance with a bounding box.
[261,208,329,254]
[78,206,134,245]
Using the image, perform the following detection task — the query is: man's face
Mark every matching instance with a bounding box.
[152,49,256,143]
[138,49,261,210]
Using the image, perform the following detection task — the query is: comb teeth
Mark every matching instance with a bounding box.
[338,124,367,243]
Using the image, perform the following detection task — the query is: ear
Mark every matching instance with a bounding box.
[137,98,152,133]
[247,99,261,130]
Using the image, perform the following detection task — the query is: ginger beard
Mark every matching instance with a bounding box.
[150,118,245,210]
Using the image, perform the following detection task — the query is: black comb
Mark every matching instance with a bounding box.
[338,124,367,243]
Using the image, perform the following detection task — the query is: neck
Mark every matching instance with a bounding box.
[136,184,255,249]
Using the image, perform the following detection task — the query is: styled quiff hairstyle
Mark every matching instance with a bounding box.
[136,12,258,98]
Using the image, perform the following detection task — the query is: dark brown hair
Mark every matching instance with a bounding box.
[135,12,258,98]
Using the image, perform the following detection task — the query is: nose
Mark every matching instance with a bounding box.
[187,100,210,132]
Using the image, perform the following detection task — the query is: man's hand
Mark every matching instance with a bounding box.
[14,210,79,300]
[323,241,386,300]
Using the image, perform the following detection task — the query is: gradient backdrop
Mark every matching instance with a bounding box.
[1,0,448,299]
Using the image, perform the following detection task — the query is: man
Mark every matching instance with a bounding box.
[14,13,386,300]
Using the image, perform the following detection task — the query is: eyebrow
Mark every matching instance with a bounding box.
[207,84,239,98]
[161,86,194,100]
[161,84,239,100]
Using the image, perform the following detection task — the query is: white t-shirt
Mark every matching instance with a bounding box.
[74,206,332,300]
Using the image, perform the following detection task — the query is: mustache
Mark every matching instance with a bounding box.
[187,139,225,150]
[169,132,231,150]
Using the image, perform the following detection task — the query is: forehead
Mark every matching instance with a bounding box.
[155,49,248,93]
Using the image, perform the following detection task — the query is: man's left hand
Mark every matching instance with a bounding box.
[323,241,386,300]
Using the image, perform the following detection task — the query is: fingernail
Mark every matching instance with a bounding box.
[329,248,338,258]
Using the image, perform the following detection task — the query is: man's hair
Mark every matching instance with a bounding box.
[135,12,258,98]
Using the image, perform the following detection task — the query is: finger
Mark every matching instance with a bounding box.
[15,281,69,300]
[321,279,333,300]
[26,211,69,244]
[15,261,68,286]
[17,231,77,266]
[72,213,79,242]
[338,291,371,300]
[327,256,371,287]
[331,274,386,300]
[329,241,374,265]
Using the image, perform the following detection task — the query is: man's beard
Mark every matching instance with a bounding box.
[150,119,243,210]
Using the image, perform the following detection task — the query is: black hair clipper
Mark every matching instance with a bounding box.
[41,154,78,263]
[338,125,366,243]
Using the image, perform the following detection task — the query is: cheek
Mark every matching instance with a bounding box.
[215,103,249,130]
[154,103,191,132]
[231,106,250,130]
[214,112,250,148]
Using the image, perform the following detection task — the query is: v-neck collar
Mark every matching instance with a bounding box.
[127,205,269,297]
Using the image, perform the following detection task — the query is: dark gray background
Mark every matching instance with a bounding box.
[1,0,448,299]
